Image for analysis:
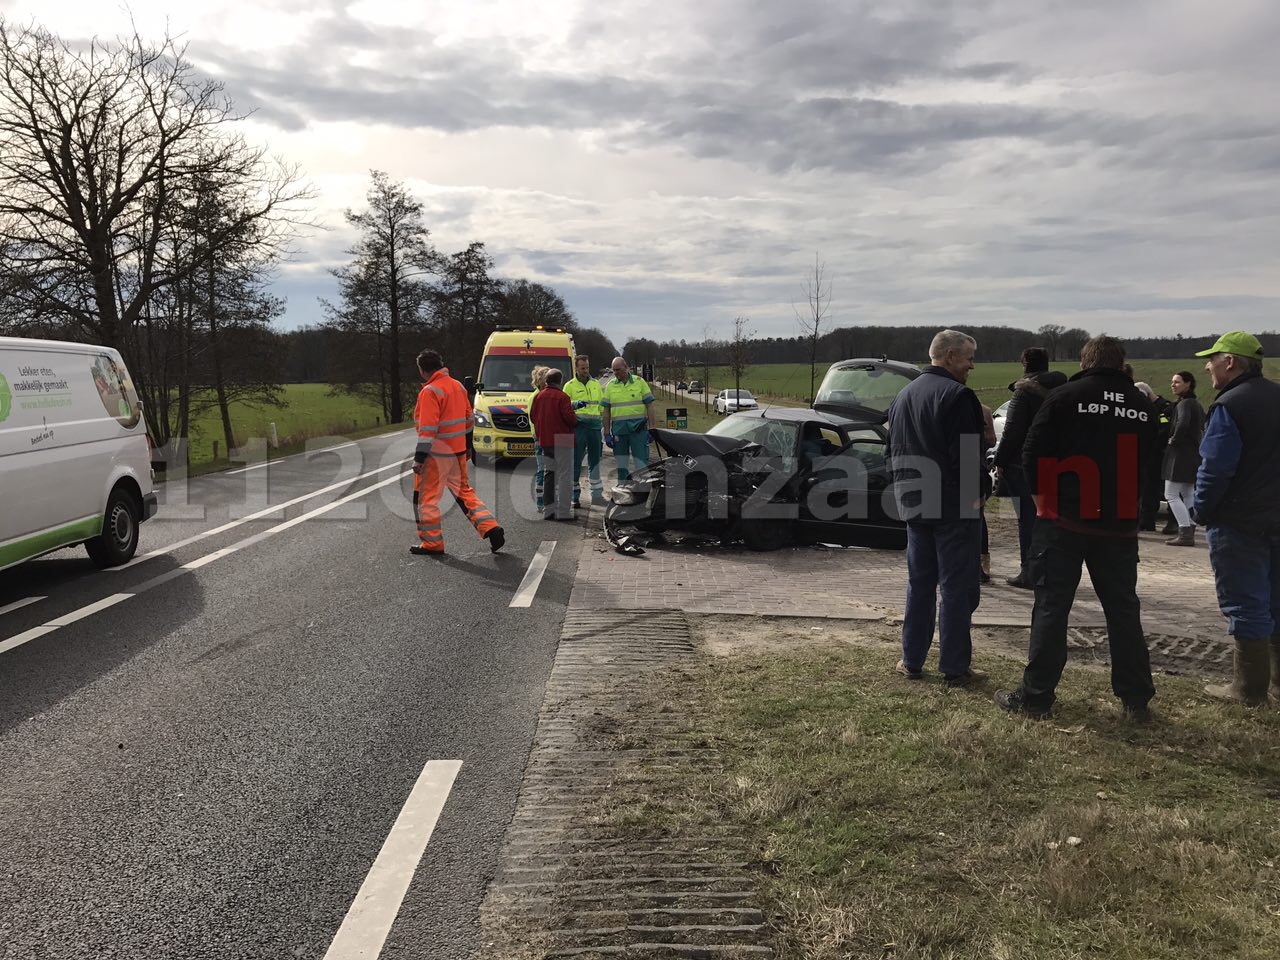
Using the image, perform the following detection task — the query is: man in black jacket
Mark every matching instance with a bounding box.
[887,329,986,686]
[995,335,1156,719]
[992,347,1068,588]
[1192,332,1280,706]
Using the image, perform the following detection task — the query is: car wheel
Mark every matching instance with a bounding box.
[741,518,792,552]
[85,484,141,568]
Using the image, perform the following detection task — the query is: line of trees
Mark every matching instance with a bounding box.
[623,323,1280,386]
[0,19,612,462]
[318,171,617,425]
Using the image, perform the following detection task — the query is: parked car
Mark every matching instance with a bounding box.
[676,381,688,391]
[714,388,759,415]
[991,399,1010,443]
[687,380,703,394]
[1,336,159,571]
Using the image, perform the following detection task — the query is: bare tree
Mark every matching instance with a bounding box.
[727,315,754,406]
[324,170,437,424]
[0,21,309,356]
[794,253,832,404]
[1038,323,1066,361]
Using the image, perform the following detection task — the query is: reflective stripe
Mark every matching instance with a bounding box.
[437,428,468,439]
[425,384,445,397]
[418,426,438,435]
[439,416,469,426]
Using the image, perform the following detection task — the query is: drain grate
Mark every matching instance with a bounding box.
[481,610,775,959]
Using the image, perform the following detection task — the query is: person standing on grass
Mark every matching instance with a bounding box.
[991,347,1068,588]
[1162,370,1205,546]
[995,335,1155,720]
[530,368,578,520]
[602,357,657,483]
[886,329,986,688]
[1192,332,1280,706]
[564,354,607,508]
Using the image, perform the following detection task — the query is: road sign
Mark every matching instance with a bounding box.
[666,407,687,429]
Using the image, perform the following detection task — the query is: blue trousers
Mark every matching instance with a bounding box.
[534,445,545,509]
[1207,524,1280,641]
[613,426,650,483]
[902,520,982,676]
[573,422,604,503]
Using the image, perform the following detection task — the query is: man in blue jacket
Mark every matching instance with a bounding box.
[1193,331,1280,706]
[887,330,986,686]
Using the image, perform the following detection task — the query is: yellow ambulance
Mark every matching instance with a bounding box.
[472,326,575,459]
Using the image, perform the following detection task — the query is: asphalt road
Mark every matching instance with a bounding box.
[0,430,581,959]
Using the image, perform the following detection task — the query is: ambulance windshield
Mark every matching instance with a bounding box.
[479,356,573,391]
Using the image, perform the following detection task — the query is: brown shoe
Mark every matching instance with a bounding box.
[944,667,988,688]
[1165,527,1195,546]
[896,659,924,680]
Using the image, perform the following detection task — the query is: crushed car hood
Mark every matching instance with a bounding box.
[651,428,757,459]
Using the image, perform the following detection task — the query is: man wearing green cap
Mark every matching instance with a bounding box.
[1192,331,1280,706]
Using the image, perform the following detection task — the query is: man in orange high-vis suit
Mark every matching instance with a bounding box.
[411,349,505,555]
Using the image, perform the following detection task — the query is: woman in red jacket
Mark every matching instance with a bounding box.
[530,369,578,519]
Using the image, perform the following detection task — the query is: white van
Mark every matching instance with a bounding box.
[0,336,158,571]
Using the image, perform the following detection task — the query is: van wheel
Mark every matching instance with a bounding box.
[86,486,141,568]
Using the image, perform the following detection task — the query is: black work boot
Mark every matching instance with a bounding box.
[1165,526,1195,546]
[1204,639,1270,707]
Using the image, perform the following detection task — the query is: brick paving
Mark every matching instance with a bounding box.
[573,506,1227,643]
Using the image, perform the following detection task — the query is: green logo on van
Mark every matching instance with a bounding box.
[0,373,12,423]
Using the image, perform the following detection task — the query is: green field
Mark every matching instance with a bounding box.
[182,384,397,469]
[669,358,1280,411]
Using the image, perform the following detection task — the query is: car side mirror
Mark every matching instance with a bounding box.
[474,381,484,392]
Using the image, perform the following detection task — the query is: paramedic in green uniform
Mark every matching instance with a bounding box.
[602,356,657,484]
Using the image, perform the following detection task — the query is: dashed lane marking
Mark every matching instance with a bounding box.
[0,472,410,658]
[322,760,462,960]
[114,460,407,572]
[0,596,46,617]
[225,440,360,475]
[510,541,557,608]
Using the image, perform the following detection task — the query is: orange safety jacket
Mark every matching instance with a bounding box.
[414,367,473,461]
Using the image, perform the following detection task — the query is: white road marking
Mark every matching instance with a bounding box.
[0,472,410,658]
[46,593,132,627]
[114,460,406,571]
[323,760,462,960]
[226,440,360,475]
[0,596,45,617]
[510,541,556,608]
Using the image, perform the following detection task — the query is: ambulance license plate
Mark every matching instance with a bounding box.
[508,442,534,456]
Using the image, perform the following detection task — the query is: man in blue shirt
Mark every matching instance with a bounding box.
[887,330,986,687]
[1192,331,1280,706]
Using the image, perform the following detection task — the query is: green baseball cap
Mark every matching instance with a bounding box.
[1195,331,1264,359]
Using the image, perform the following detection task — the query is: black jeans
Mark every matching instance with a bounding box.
[1016,520,1154,710]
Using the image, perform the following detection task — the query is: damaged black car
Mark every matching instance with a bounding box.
[605,358,920,552]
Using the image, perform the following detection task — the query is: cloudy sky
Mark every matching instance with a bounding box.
[4,0,1279,344]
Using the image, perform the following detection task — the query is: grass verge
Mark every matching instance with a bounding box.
[606,630,1280,959]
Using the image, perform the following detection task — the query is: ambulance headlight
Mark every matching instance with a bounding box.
[473,410,491,428]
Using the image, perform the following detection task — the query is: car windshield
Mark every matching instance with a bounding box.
[479,356,572,391]
[725,390,754,399]
[706,416,798,460]
[814,364,914,414]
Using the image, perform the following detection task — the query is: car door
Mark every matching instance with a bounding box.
[795,427,906,549]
